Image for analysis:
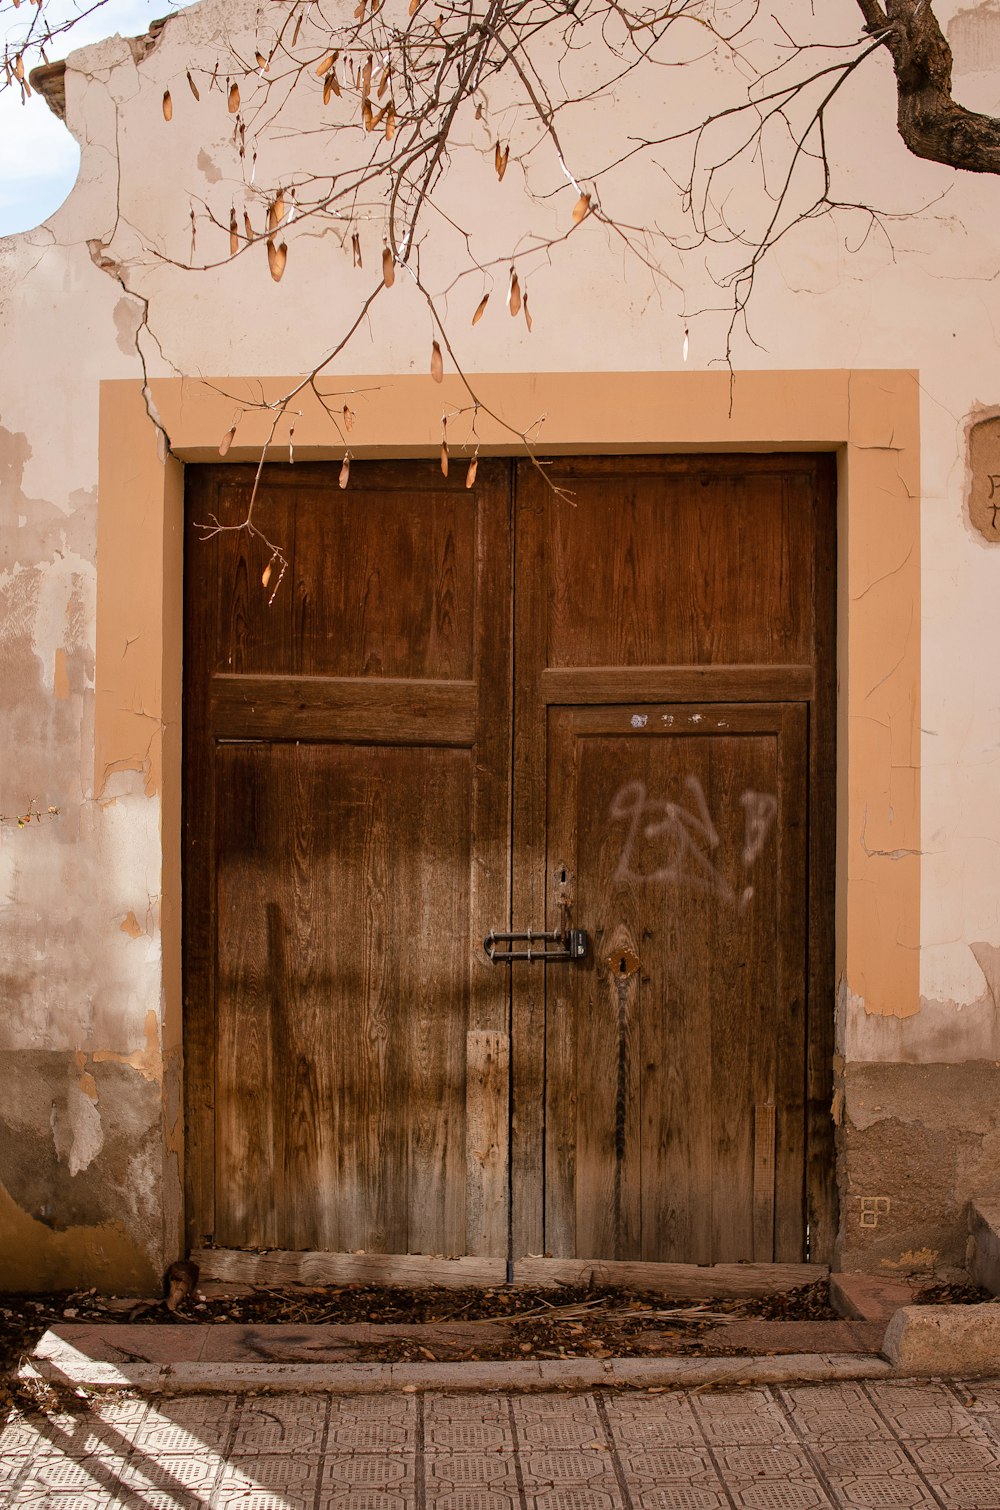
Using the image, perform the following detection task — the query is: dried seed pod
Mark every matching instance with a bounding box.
[430,340,443,382]
[267,238,288,281]
[162,90,173,121]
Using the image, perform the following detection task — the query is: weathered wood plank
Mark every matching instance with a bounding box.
[538,461,816,670]
[193,1249,508,1288]
[465,1030,510,1258]
[753,1102,777,1262]
[515,1257,827,1297]
[211,674,477,744]
[511,468,549,1260]
[540,666,814,704]
[805,461,839,1264]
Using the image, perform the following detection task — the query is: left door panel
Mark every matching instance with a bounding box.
[184,461,512,1259]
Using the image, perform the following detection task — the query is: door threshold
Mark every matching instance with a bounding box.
[194,1247,825,1298]
[518,1257,826,1297]
[193,1249,508,1289]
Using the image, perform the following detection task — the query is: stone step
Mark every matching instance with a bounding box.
[967,1200,1000,1296]
[829,1272,920,1323]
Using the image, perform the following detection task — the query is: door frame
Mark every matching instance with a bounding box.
[93,369,921,1271]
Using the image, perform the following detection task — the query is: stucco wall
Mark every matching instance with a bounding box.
[1,0,999,1286]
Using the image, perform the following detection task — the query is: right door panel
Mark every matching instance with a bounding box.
[545,703,807,1264]
[511,454,837,1267]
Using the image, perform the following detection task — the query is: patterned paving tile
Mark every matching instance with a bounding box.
[928,1476,1000,1510]
[0,1411,107,1457]
[428,1493,519,1510]
[635,1491,728,1510]
[322,1452,412,1493]
[521,1448,617,1487]
[822,1477,938,1509]
[230,1396,328,1454]
[692,1410,794,1447]
[321,1495,411,1510]
[329,1418,414,1449]
[8,1489,120,1509]
[425,1396,510,1421]
[907,1435,1000,1475]
[114,1450,220,1507]
[781,1386,874,1415]
[529,1490,622,1510]
[133,1396,238,1454]
[732,1485,832,1510]
[615,1447,718,1483]
[870,1405,977,1438]
[959,1383,1000,1413]
[6,1465,128,1508]
[868,1384,959,1412]
[516,1419,607,1449]
[716,1444,821,1482]
[426,1451,516,1487]
[515,1398,601,1421]
[813,1442,909,1476]
[426,1420,512,1451]
[215,1451,324,1508]
[0,1456,31,1495]
[780,1387,894,1444]
[696,1390,777,1416]
[605,1402,702,1448]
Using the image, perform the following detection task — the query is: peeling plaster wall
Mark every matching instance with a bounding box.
[2,0,1000,1285]
[0,79,178,1289]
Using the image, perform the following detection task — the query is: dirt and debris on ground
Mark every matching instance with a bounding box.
[0,1274,989,1383]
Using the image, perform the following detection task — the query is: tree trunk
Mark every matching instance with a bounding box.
[856,0,1000,173]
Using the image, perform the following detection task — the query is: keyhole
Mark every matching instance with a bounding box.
[559,867,567,883]
[608,947,640,979]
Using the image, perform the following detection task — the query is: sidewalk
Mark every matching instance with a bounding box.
[3,1376,1000,1508]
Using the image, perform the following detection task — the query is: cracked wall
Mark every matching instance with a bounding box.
[1,0,1000,1285]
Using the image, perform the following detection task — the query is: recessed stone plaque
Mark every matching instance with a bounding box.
[969,415,1000,542]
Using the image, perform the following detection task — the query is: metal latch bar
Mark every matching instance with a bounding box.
[484,928,589,963]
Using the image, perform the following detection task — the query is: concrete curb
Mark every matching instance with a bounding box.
[883,1301,1000,1375]
[20,1347,893,1394]
[20,1300,1000,1393]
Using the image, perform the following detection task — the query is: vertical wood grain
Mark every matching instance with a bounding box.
[466,1029,510,1257]
[753,1102,777,1261]
[184,460,511,1259]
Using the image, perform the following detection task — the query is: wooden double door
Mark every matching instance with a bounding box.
[184,455,836,1270]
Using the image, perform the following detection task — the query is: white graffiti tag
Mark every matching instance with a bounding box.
[610,778,777,909]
